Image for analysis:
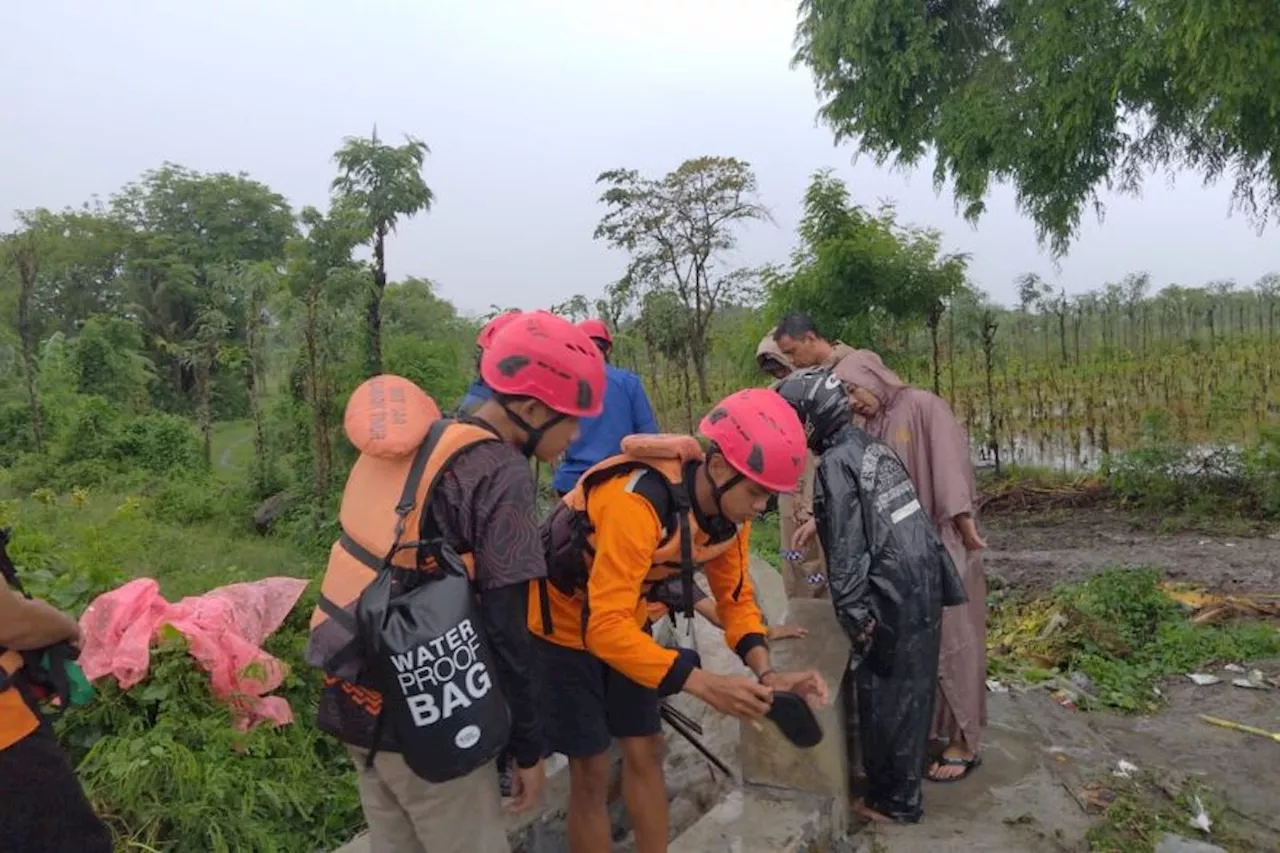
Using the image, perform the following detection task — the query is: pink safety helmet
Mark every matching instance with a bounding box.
[698,387,806,493]
[481,311,606,418]
[476,310,522,351]
[577,318,613,347]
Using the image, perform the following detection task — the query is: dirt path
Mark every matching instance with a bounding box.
[858,668,1280,852]
[982,507,1280,595]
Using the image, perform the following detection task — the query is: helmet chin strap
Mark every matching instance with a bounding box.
[500,403,565,458]
[702,450,744,517]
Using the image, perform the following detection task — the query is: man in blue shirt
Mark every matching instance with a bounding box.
[551,318,660,496]
[456,309,521,415]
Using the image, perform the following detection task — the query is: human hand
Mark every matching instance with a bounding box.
[955,514,987,551]
[506,759,546,813]
[684,669,773,721]
[766,624,809,641]
[791,519,817,552]
[761,669,830,709]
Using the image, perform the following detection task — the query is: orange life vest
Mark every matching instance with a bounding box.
[533,434,740,643]
[0,649,39,752]
[305,375,498,681]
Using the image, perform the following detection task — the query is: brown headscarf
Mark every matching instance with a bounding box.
[756,331,793,376]
[830,349,906,409]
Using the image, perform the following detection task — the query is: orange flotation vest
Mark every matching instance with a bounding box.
[0,649,39,752]
[305,375,498,681]
[535,434,741,640]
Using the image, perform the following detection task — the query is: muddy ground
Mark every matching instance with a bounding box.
[859,506,1280,853]
[982,506,1280,595]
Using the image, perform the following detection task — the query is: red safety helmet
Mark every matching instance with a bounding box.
[699,388,806,493]
[481,311,606,418]
[476,310,522,351]
[577,318,613,347]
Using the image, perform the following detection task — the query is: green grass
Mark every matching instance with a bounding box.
[1087,772,1261,852]
[0,488,313,602]
[211,419,256,480]
[749,511,783,569]
[988,567,1280,713]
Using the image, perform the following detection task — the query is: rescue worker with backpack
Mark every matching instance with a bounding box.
[531,387,830,853]
[306,310,607,853]
[0,530,111,853]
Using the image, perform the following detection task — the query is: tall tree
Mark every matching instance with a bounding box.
[767,170,967,350]
[112,164,294,407]
[794,0,1280,255]
[331,130,434,377]
[3,221,47,450]
[286,205,364,504]
[218,262,280,495]
[595,156,769,401]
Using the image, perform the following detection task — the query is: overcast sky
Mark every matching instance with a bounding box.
[4,0,1276,317]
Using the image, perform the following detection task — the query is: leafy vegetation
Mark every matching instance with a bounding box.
[793,0,1280,256]
[988,568,1280,713]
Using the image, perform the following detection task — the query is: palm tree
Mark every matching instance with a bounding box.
[331,128,433,377]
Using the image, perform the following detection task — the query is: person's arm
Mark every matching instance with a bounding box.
[0,584,80,650]
[792,454,816,526]
[584,487,696,695]
[628,376,661,435]
[693,595,721,626]
[470,461,547,769]
[814,459,874,652]
[701,525,770,674]
[921,396,986,549]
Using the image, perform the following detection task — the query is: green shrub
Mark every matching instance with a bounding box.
[61,628,361,853]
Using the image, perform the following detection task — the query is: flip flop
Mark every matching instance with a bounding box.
[765,690,824,748]
[927,754,982,783]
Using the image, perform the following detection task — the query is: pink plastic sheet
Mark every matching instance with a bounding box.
[78,576,310,729]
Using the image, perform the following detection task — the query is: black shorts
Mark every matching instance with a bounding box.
[533,637,662,757]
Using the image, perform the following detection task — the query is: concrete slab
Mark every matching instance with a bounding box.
[748,554,789,628]
[668,787,829,853]
[739,599,850,836]
[851,692,1096,853]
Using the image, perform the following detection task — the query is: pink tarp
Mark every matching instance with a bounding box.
[78,576,310,729]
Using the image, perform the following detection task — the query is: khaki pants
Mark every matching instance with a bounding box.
[778,460,828,600]
[348,746,509,853]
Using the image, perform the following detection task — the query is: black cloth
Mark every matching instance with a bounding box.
[0,725,112,853]
[812,425,965,824]
[479,583,544,767]
[532,638,661,758]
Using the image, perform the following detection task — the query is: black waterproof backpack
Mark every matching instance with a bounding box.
[355,420,511,783]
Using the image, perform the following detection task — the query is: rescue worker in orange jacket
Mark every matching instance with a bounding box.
[311,310,606,853]
[529,388,830,853]
[0,581,111,851]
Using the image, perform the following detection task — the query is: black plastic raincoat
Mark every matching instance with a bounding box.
[812,425,966,823]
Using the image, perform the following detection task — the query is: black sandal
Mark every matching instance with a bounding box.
[765,690,824,748]
[927,754,982,783]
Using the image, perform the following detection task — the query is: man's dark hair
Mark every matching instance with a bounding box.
[773,313,824,343]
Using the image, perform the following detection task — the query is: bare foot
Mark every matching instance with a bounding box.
[854,798,893,823]
[928,743,979,782]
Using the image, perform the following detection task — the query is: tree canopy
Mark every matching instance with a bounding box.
[793,0,1280,255]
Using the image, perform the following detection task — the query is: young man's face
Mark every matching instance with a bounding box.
[533,414,580,463]
[710,455,774,524]
[507,399,581,462]
[775,332,823,368]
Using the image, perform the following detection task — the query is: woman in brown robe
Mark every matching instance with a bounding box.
[832,353,989,782]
